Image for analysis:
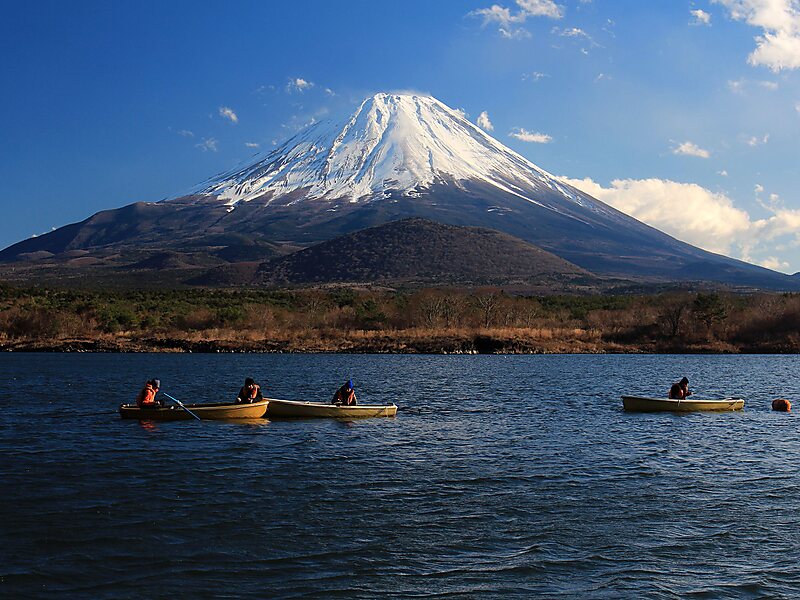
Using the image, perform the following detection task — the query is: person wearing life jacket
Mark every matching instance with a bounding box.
[136,379,162,408]
[237,378,263,404]
[668,377,692,400]
[332,380,357,406]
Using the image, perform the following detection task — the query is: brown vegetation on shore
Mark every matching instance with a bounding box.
[1,284,799,353]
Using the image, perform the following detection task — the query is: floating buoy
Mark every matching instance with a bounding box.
[772,398,791,412]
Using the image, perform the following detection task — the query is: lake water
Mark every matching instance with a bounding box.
[2,353,800,598]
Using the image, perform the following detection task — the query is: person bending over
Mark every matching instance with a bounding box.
[237,378,263,403]
[669,377,692,400]
[332,380,357,406]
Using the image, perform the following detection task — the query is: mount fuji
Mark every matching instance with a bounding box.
[1,92,795,289]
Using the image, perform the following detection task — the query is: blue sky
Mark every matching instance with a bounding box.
[2,0,800,272]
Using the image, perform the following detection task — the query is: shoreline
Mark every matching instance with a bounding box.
[2,286,799,355]
[1,335,795,354]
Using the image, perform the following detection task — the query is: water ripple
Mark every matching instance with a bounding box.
[3,353,800,597]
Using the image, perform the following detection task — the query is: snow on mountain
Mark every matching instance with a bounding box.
[3,92,798,290]
[190,93,612,220]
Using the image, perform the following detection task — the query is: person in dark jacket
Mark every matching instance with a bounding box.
[668,377,692,400]
[332,380,357,406]
[237,378,263,403]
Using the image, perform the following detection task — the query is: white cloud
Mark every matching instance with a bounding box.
[719,169,729,176]
[690,9,712,25]
[509,127,552,143]
[476,110,494,131]
[287,77,314,93]
[522,71,548,81]
[713,0,800,71]
[795,101,800,112]
[729,78,746,93]
[728,77,779,92]
[454,107,468,119]
[673,141,711,158]
[558,175,800,271]
[559,177,750,254]
[760,256,790,270]
[501,26,532,38]
[177,129,194,138]
[245,142,260,148]
[469,0,563,38]
[218,106,238,124]
[760,205,800,240]
[195,138,218,152]
[324,88,336,96]
[554,26,591,39]
[516,0,562,17]
[746,133,770,146]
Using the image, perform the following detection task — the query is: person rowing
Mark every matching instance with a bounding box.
[668,377,692,400]
[332,379,357,406]
[136,379,162,408]
[237,377,263,404]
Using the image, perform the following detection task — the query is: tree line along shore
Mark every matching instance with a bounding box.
[0,284,798,354]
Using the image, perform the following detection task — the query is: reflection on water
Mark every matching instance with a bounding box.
[1,353,799,597]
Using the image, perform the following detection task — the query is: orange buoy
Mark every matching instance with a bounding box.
[772,398,792,412]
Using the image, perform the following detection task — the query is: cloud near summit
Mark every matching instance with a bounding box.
[558,175,800,271]
[476,111,494,131]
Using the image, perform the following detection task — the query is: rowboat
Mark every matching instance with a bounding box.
[621,396,744,412]
[119,400,268,421]
[266,398,397,418]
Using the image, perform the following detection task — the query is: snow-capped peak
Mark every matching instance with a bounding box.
[191,92,581,208]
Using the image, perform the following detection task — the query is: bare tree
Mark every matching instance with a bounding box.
[417,293,446,328]
[658,297,689,338]
[440,295,466,329]
[474,291,502,328]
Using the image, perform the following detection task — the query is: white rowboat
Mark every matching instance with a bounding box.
[266,398,397,418]
[621,396,745,412]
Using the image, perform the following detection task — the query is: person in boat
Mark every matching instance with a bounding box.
[237,377,263,404]
[668,377,692,400]
[332,380,357,406]
[136,379,162,409]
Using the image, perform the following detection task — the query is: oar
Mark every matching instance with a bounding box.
[163,393,201,421]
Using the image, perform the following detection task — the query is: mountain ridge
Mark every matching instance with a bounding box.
[1,92,797,291]
[253,217,592,286]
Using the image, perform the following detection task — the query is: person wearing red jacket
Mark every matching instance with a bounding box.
[136,379,162,408]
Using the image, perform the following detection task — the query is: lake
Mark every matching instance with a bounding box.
[2,353,799,598]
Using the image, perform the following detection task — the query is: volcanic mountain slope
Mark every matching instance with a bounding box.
[251,218,592,286]
[1,92,797,290]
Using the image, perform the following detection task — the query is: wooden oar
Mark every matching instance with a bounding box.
[163,393,201,421]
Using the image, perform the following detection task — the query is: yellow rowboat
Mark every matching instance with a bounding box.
[266,398,397,418]
[621,396,744,412]
[119,400,268,421]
